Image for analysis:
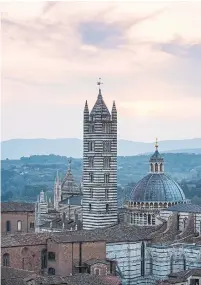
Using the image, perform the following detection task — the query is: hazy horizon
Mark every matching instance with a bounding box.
[1,1,201,141]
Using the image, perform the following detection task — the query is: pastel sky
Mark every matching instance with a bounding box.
[1,1,201,142]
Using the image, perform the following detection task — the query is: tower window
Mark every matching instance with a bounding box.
[6,221,11,232]
[104,174,110,183]
[3,253,10,267]
[160,163,163,172]
[89,203,92,211]
[88,141,94,152]
[105,189,109,199]
[89,124,95,133]
[150,163,154,172]
[106,204,109,213]
[17,220,22,232]
[155,163,158,172]
[89,173,94,183]
[103,157,110,169]
[103,141,111,152]
[88,157,94,167]
[90,189,93,198]
[103,123,111,133]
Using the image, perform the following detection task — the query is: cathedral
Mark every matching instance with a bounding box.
[33,80,201,285]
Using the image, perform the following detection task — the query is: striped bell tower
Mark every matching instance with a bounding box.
[82,79,118,230]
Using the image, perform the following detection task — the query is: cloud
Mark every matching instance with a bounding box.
[1,1,201,141]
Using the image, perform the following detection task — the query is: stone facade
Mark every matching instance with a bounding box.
[82,85,118,229]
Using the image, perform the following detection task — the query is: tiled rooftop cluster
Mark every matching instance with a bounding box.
[1,202,35,212]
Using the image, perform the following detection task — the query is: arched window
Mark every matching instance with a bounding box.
[104,174,110,183]
[94,268,100,275]
[48,267,55,275]
[155,163,158,172]
[17,220,22,232]
[150,163,154,172]
[3,253,10,267]
[160,163,163,172]
[6,221,11,232]
[103,157,110,169]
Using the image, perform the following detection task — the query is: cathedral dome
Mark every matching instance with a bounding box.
[130,173,186,202]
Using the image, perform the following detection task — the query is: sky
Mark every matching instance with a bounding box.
[1,1,201,142]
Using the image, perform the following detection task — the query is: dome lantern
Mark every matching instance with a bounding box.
[149,138,164,173]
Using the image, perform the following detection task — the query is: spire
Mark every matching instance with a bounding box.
[84,100,89,113]
[90,77,110,117]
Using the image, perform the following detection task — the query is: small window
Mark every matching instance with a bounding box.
[48,267,55,275]
[3,253,10,267]
[17,220,22,232]
[104,174,110,183]
[6,221,11,232]
[90,189,93,198]
[106,204,109,213]
[30,222,35,229]
[89,203,92,212]
[88,157,94,168]
[103,157,110,169]
[160,163,163,172]
[89,124,95,133]
[105,189,109,199]
[48,252,55,261]
[155,163,158,172]
[88,141,94,152]
[103,141,111,152]
[89,173,94,183]
[94,268,100,275]
[103,123,111,133]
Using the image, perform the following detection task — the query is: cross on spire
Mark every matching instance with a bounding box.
[97,77,103,87]
[68,157,72,170]
[155,138,158,150]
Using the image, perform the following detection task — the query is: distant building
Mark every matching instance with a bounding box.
[123,140,190,226]
[1,202,35,234]
[35,159,82,233]
[82,80,118,229]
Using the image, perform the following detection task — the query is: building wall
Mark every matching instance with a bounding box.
[1,212,35,234]
[2,239,106,277]
[160,211,201,233]
[1,245,46,273]
[106,241,144,285]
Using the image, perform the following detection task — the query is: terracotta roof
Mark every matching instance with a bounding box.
[1,266,37,285]
[1,202,35,212]
[1,223,158,248]
[1,232,49,248]
[156,268,201,284]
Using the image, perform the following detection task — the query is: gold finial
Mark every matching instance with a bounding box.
[155,138,158,150]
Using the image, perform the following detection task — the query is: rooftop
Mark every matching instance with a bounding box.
[166,203,201,213]
[1,223,158,248]
[156,268,201,284]
[1,267,121,285]
[1,202,35,212]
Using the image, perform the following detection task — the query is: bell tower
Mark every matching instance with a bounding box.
[82,79,118,229]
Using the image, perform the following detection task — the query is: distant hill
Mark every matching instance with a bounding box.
[1,138,201,159]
